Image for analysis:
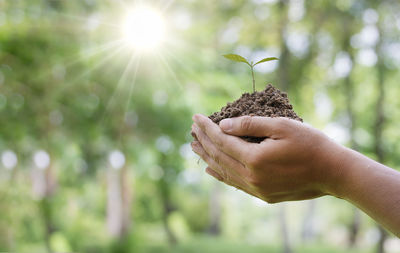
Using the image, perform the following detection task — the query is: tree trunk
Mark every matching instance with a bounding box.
[348,207,361,246]
[31,155,57,253]
[374,23,387,253]
[339,25,363,247]
[107,166,132,238]
[40,198,54,253]
[107,167,123,237]
[279,204,292,253]
[120,166,132,237]
[376,226,387,253]
[162,206,177,245]
[159,178,177,245]
[345,67,362,245]
[301,200,316,241]
[161,191,177,245]
[277,0,290,93]
[276,2,293,252]
[208,182,222,235]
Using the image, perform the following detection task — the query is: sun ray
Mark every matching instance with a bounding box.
[55,44,127,95]
[100,51,142,146]
[72,39,125,65]
[36,39,124,82]
[54,12,119,28]
[123,54,141,114]
[161,36,217,89]
[154,52,185,93]
[163,50,197,78]
[115,54,142,145]
[103,51,139,116]
[160,0,175,12]
[160,46,210,89]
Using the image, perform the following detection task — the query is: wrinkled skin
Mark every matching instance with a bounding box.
[191,114,344,203]
[191,114,400,238]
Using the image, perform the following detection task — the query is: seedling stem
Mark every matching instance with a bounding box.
[251,64,255,92]
[223,54,278,93]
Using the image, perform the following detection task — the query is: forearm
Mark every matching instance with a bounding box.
[192,114,400,235]
[329,146,400,237]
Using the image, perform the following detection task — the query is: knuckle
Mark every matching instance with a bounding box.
[193,147,204,158]
[247,172,261,187]
[207,167,224,182]
[216,174,224,182]
[246,153,262,169]
[275,117,291,130]
[214,138,224,149]
[274,117,287,128]
[275,117,296,130]
[204,154,213,165]
[240,116,253,131]
[211,152,221,165]
[196,132,206,144]
[218,169,228,182]
[224,171,230,183]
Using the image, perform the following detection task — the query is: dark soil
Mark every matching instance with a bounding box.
[209,84,302,143]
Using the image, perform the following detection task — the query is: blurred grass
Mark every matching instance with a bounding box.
[141,236,372,253]
[1,1,400,252]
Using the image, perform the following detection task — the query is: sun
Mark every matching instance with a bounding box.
[121,6,166,51]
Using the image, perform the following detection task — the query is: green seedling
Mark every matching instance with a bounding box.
[223,54,278,93]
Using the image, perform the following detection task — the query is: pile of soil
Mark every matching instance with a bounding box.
[209,84,302,143]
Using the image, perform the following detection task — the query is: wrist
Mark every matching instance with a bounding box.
[317,141,361,199]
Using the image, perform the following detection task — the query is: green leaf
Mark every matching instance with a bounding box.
[253,57,278,66]
[223,54,250,66]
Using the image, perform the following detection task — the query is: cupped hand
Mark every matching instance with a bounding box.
[191,114,346,203]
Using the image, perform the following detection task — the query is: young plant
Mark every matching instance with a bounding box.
[223,54,278,93]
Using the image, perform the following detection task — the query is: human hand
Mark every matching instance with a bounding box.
[191,114,346,203]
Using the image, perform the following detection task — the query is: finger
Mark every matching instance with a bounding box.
[205,166,247,192]
[191,141,249,188]
[191,125,248,177]
[205,167,251,194]
[205,167,223,181]
[191,140,247,179]
[192,114,253,164]
[205,166,259,198]
[191,130,197,139]
[219,116,290,138]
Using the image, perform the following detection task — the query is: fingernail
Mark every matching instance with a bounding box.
[191,141,200,152]
[193,114,208,124]
[206,167,224,181]
[192,114,201,122]
[220,119,232,131]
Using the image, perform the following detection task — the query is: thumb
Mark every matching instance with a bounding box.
[219,116,280,137]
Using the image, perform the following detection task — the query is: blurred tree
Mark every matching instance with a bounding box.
[373,11,387,253]
[208,182,222,236]
[340,13,362,248]
[1,1,400,252]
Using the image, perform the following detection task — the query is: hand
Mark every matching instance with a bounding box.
[191,114,346,203]
[191,114,400,235]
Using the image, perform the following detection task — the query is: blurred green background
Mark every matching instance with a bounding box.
[1,0,400,252]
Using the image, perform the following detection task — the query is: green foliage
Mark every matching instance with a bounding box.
[140,236,371,253]
[223,54,278,92]
[254,57,279,66]
[1,1,400,253]
[222,54,251,66]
